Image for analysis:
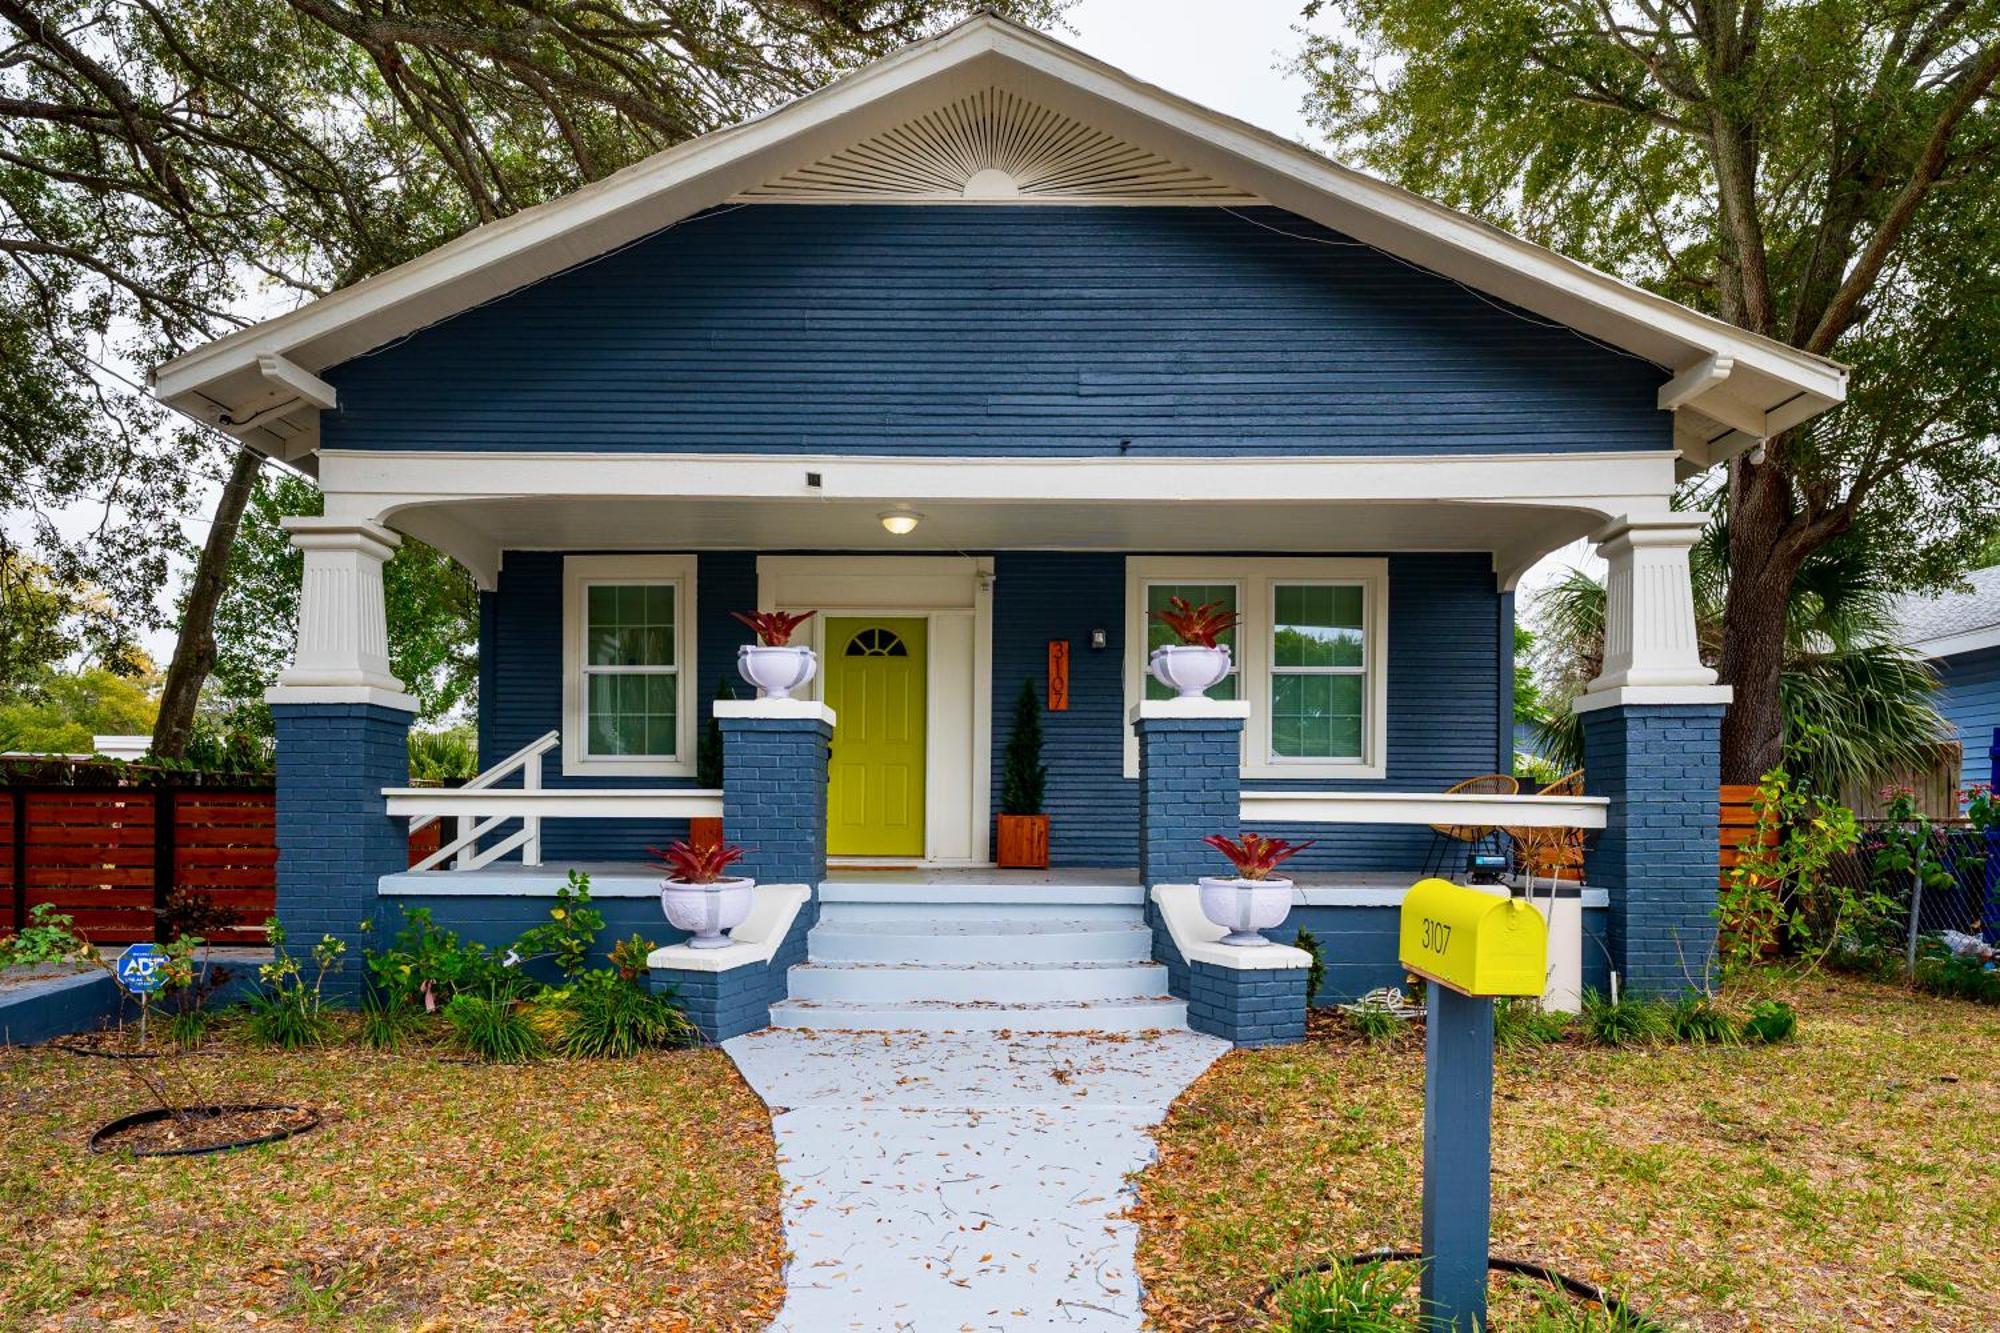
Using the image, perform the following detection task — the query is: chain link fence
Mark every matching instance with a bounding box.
[1826,820,1995,974]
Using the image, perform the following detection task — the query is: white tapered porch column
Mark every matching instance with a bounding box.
[265,517,417,710]
[1572,513,1730,997]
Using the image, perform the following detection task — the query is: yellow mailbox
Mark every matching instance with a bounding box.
[1398,878,1547,998]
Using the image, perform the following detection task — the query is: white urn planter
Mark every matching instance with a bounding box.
[1197,875,1295,947]
[737,644,817,699]
[660,876,756,949]
[1149,644,1232,698]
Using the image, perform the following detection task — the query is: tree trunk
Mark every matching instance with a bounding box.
[1717,456,1802,784]
[151,443,263,759]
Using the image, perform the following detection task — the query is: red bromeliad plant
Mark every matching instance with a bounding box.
[650,840,748,884]
[731,609,816,647]
[1149,597,1239,649]
[1202,832,1316,881]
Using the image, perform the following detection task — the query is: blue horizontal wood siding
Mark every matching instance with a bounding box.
[1933,646,2000,782]
[991,552,1502,869]
[322,206,1668,457]
[481,550,755,861]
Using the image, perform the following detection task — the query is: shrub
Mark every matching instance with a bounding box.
[1667,995,1740,1047]
[1718,769,1862,969]
[999,677,1047,817]
[364,906,510,1011]
[358,990,423,1051]
[244,920,342,1050]
[553,973,696,1058]
[1494,997,1570,1049]
[508,870,605,983]
[1912,948,2000,1005]
[408,726,478,781]
[1740,998,1799,1043]
[165,1005,219,1049]
[1268,1258,1421,1332]
[1581,989,1667,1047]
[445,990,545,1062]
[1342,1000,1407,1043]
[1294,927,1325,1005]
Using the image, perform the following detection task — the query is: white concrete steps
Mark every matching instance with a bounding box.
[808,917,1154,963]
[767,995,1188,1032]
[770,877,1185,1034]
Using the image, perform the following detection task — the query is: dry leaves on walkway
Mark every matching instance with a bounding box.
[0,1027,783,1330]
[1132,974,2000,1332]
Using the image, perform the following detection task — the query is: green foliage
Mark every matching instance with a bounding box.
[1580,989,1669,1048]
[207,474,481,730]
[1293,927,1326,1005]
[245,919,344,1050]
[550,972,696,1058]
[363,907,511,1011]
[1494,997,1571,1049]
[1000,678,1047,816]
[1510,1283,1666,1333]
[510,872,606,983]
[0,556,78,699]
[0,667,158,757]
[1526,534,1949,793]
[696,677,735,789]
[1719,769,1864,969]
[445,990,546,1063]
[1911,944,2000,1005]
[0,903,94,969]
[1667,995,1741,1047]
[1341,999,1408,1044]
[1740,999,1799,1044]
[357,990,424,1051]
[408,726,479,782]
[1268,1258,1421,1332]
[165,1005,219,1049]
[1869,790,1956,959]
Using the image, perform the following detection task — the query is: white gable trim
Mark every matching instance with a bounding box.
[1912,625,2000,660]
[152,15,1844,462]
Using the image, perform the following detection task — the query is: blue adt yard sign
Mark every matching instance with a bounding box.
[115,942,167,994]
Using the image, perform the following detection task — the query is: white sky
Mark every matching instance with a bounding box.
[63,1,1591,672]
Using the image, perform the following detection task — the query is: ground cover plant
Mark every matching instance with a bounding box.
[0,1026,782,1328]
[1133,973,1999,1331]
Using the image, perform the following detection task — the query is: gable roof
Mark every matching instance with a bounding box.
[151,13,1845,466]
[1895,565,2000,658]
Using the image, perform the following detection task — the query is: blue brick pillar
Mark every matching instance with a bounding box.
[1579,703,1726,997]
[272,702,413,990]
[1134,700,1248,887]
[716,700,833,888]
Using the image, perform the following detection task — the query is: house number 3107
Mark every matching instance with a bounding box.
[1421,918,1452,953]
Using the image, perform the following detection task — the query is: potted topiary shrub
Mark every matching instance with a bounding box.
[732,610,817,699]
[1147,597,1239,698]
[997,678,1050,868]
[1199,832,1315,946]
[652,840,754,949]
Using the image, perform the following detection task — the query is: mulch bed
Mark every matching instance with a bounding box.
[89,1104,321,1156]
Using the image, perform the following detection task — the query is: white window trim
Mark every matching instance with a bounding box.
[562,555,698,778]
[1122,557,1389,781]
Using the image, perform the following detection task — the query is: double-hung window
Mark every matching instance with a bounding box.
[563,555,697,777]
[1123,558,1388,780]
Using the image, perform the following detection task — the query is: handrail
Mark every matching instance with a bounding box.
[385,789,724,818]
[1241,790,1608,829]
[407,729,559,835]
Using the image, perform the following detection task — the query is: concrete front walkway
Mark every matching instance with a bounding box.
[724,1027,1230,1330]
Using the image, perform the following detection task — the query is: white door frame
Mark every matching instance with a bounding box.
[757,556,994,866]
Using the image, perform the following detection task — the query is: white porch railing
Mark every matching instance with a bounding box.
[384,729,723,871]
[1240,790,1607,829]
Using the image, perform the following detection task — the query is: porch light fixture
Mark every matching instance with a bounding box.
[879,509,923,536]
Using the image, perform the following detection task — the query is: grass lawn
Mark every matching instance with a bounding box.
[1133,973,2000,1332]
[0,1021,783,1331]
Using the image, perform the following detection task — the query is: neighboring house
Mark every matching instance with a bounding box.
[1896,565,2000,786]
[151,17,1844,1042]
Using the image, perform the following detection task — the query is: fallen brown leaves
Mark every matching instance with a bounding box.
[1131,974,2000,1332]
[0,1022,784,1330]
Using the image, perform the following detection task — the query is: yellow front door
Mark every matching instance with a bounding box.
[825,618,927,858]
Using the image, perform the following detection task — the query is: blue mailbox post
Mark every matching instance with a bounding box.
[1399,879,1549,1330]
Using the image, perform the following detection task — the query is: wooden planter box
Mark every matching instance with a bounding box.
[996,814,1050,869]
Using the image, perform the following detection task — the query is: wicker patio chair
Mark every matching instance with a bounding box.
[1505,770,1586,885]
[1420,773,1520,878]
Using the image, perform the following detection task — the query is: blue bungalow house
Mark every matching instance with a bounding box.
[152,16,1844,1044]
